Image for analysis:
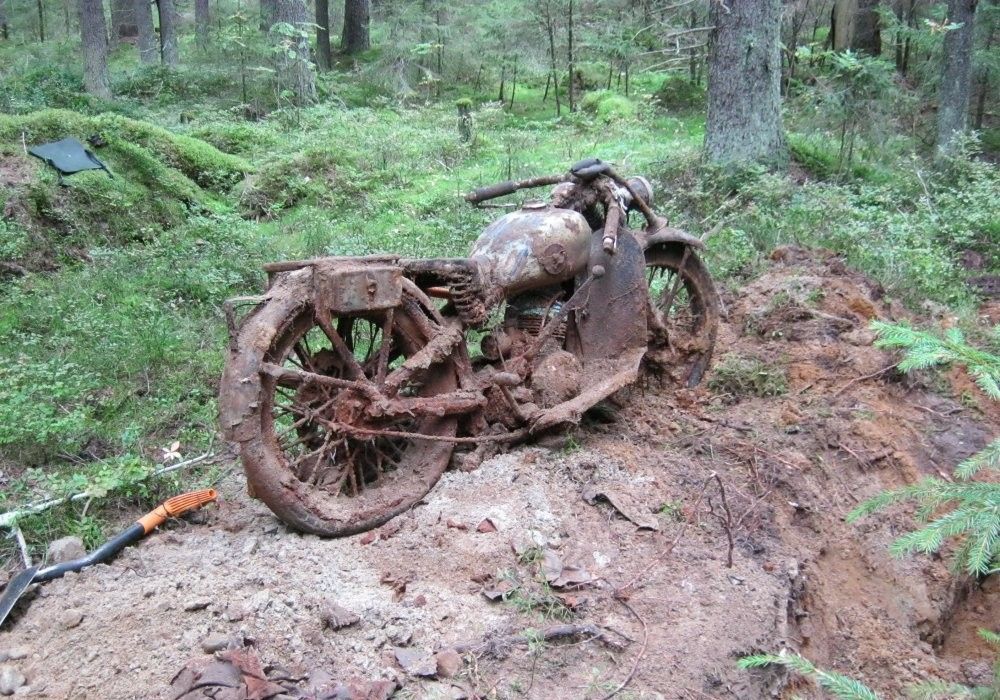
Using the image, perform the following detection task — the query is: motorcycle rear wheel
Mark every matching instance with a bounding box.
[220,270,459,537]
[643,245,720,387]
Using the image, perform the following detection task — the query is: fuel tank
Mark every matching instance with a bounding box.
[469,201,592,296]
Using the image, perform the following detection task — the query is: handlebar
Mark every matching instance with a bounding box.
[464,174,567,205]
[465,160,662,232]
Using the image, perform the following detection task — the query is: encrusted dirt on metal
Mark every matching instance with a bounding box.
[2,250,996,699]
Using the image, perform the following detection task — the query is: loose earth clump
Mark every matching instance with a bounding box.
[0,250,995,699]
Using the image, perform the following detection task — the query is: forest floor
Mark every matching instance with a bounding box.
[0,249,997,700]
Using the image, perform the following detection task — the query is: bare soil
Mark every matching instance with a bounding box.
[1,249,997,699]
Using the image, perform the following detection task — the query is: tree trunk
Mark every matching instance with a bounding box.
[157,0,179,65]
[0,0,10,40]
[135,0,157,63]
[851,0,881,54]
[195,0,210,49]
[832,0,855,49]
[78,0,111,98]
[111,0,137,46]
[274,0,316,105]
[936,0,979,154]
[260,0,277,30]
[341,0,370,54]
[704,0,787,166]
[315,0,332,70]
[37,0,45,41]
[567,0,575,112]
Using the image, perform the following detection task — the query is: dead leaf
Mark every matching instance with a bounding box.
[481,578,518,601]
[541,549,593,588]
[582,483,660,530]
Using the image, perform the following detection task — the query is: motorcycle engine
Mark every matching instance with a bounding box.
[481,289,582,409]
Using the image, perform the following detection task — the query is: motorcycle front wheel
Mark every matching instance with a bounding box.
[220,269,460,537]
[643,244,720,387]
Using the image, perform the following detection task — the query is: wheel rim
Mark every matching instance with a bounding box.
[257,289,458,529]
[644,247,718,387]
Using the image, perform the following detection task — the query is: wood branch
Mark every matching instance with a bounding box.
[448,623,628,657]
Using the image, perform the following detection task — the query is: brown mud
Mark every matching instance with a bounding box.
[0,248,997,699]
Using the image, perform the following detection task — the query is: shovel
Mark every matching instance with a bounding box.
[0,488,218,629]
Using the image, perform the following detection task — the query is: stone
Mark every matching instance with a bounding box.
[320,602,360,631]
[46,537,86,564]
[60,609,84,630]
[393,648,436,677]
[0,666,26,696]
[201,635,231,653]
[0,651,26,663]
[183,598,212,612]
[434,648,463,678]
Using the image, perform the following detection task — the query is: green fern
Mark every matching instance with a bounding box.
[738,652,882,700]
[848,322,1000,576]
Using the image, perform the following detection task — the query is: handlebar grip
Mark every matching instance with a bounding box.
[465,181,517,204]
[138,488,218,534]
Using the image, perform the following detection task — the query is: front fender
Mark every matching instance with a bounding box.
[637,225,705,251]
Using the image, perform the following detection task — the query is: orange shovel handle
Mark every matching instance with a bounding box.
[137,488,218,534]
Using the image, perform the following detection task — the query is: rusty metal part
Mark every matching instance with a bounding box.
[312,262,402,315]
[643,245,720,387]
[531,348,645,433]
[602,201,622,254]
[220,161,722,539]
[220,270,465,537]
[575,229,648,364]
[464,174,568,204]
[636,225,705,251]
[470,205,591,297]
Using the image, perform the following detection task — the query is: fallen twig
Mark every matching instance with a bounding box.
[600,598,647,700]
[832,363,898,397]
[709,474,735,568]
[449,623,628,657]
[12,524,32,568]
[618,473,716,595]
[0,451,217,529]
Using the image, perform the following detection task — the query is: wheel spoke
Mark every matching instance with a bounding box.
[315,311,367,380]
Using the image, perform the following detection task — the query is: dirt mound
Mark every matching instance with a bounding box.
[0,249,996,699]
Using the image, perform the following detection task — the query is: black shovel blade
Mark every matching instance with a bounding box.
[0,566,38,630]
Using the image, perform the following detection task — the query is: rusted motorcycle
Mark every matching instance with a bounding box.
[219,158,720,536]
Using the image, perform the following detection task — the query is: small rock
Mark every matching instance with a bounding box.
[183,598,212,612]
[0,650,27,663]
[320,602,360,631]
[476,518,497,533]
[393,648,436,678]
[60,609,84,630]
[434,649,463,678]
[223,604,247,623]
[201,635,231,653]
[0,666,26,696]
[46,537,86,564]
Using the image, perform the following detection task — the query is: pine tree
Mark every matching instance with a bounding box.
[848,321,1000,577]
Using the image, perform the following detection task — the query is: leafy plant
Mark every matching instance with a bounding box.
[848,322,1000,576]
[738,651,882,700]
